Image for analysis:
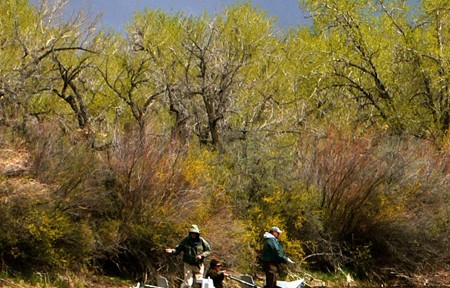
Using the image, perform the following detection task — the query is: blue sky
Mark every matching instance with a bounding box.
[42,0,310,33]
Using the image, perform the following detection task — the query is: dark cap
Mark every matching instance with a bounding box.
[209,259,222,268]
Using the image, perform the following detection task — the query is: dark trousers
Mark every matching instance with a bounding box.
[263,262,279,288]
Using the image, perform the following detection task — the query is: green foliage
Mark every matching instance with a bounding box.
[0,186,95,273]
[300,0,450,142]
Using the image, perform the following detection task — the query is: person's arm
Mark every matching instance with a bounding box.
[277,247,294,263]
[173,240,185,255]
[270,239,288,263]
[166,238,185,255]
[199,238,211,258]
[276,248,288,263]
[207,270,225,281]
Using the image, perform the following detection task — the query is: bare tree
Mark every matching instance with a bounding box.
[0,0,103,140]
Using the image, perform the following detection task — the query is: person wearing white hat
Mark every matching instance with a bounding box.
[166,224,211,288]
[261,226,295,288]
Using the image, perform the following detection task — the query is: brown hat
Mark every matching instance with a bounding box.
[209,259,222,268]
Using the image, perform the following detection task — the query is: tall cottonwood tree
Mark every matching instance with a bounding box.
[128,4,280,149]
[400,0,450,141]
[179,5,274,148]
[300,0,450,144]
[0,0,45,127]
[3,3,128,161]
[98,34,166,139]
[300,0,401,130]
[0,0,104,136]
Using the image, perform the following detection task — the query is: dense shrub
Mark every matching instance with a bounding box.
[294,127,449,278]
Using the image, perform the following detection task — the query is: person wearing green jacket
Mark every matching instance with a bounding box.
[261,226,294,288]
[166,224,211,288]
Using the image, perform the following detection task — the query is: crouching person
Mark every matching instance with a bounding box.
[206,259,229,288]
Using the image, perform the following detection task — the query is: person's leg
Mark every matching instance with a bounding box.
[193,263,205,288]
[199,263,205,278]
[182,263,195,288]
[263,262,278,288]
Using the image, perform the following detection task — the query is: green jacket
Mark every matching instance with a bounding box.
[174,235,211,265]
[261,232,288,264]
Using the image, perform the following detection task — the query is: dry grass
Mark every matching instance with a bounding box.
[0,148,30,175]
[0,148,55,202]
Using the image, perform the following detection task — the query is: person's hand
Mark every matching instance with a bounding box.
[287,258,295,264]
[165,248,174,253]
[195,254,203,259]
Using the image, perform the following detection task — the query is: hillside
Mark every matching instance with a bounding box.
[0,143,448,287]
